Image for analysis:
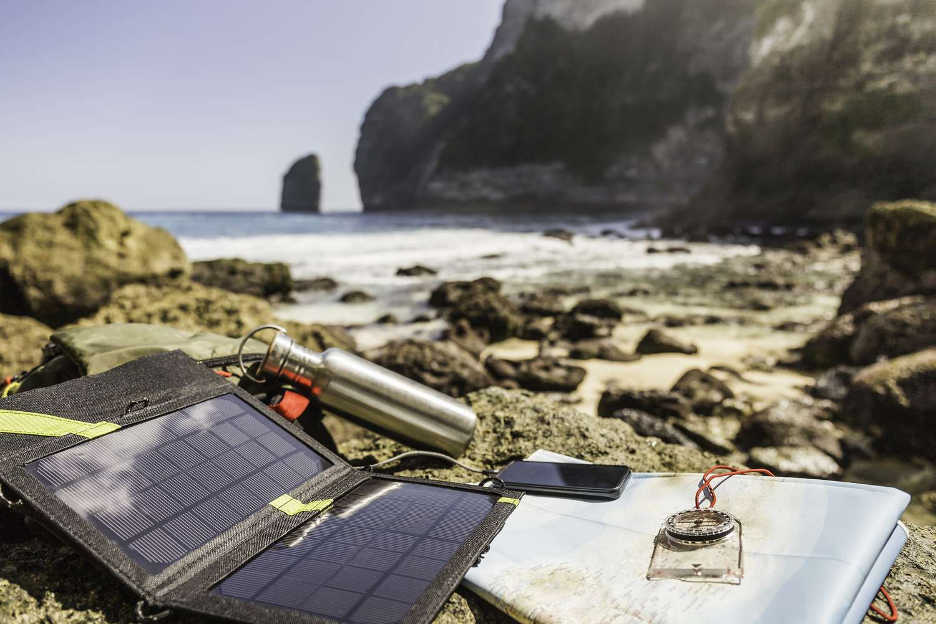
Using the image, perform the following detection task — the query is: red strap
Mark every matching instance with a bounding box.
[270,390,310,422]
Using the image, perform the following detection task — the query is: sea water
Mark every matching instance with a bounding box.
[129,211,758,342]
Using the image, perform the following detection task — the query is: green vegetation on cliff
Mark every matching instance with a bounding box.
[690,0,936,228]
[439,5,733,182]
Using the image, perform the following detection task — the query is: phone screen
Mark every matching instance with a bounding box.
[498,461,630,491]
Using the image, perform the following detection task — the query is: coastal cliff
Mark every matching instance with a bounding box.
[355,0,936,226]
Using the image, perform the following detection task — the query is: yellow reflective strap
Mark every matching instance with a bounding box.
[0,409,121,439]
[1,381,21,398]
[269,495,334,516]
[497,497,520,506]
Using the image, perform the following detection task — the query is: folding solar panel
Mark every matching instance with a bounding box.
[0,351,519,624]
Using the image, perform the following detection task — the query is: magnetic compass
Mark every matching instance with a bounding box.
[664,508,735,544]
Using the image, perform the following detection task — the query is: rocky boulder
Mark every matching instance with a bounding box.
[515,357,586,392]
[670,369,733,414]
[339,290,374,304]
[520,292,566,317]
[429,277,501,308]
[0,200,189,326]
[569,338,640,362]
[294,276,338,292]
[802,296,936,367]
[442,318,489,358]
[841,201,936,313]
[841,348,936,459]
[0,314,52,377]
[671,414,740,455]
[552,312,615,341]
[446,289,523,343]
[570,298,623,321]
[635,328,698,355]
[75,280,354,352]
[396,265,438,277]
[733,399,844,463]
[364,339,493,397]
[280,154,321,213]
[747,446,843,480]
[191,258,294,301]
[608,408,698,449]
[598,383,691,420]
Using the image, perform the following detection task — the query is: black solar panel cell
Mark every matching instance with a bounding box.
[214,480,499,624]
[27,394,332,573]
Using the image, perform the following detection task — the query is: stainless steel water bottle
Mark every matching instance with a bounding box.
[239,325,477,456]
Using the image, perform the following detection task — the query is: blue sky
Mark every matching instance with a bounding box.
[0,1,504,211]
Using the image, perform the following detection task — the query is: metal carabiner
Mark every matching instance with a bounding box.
[237,324,286,383]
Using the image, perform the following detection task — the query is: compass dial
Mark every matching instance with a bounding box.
[664,508,735,543]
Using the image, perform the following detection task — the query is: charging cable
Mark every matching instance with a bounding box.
[357,450,498,477]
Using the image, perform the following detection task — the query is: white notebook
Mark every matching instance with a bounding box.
[465,450,908,624]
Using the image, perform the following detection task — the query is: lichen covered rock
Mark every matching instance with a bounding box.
[74,280,353,352]
[0,314,52,377]
[842,348,936,460]
[0,200,189,326]
[840,201,936,313]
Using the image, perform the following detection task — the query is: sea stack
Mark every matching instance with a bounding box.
[280,154,321,213]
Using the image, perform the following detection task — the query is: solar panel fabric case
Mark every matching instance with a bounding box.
[0,351,520,624]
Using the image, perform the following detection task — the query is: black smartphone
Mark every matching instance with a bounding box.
[496,460,631,499]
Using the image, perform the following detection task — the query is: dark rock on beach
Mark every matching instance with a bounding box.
[552,312,615,341]
[280,153,321,213]
[569,338,639,362]
[671,414,740,455]
[570,298,623,321]
[516,357,586,393]
[446,288,523,343]
[396,265,438,277]
[670,369,732,415]
[609,408,698,449]
[543,228,574,243]
[442,319,489,358]
[598,383,690,420]
[519,317,550,340]
[294,276,338,292]
[364,339,493,398]
[809,366,858,403]
[733,399,844,464]
[635,328,698,355]
[841,349,936,460]
[191,258,294,301]
[484,356,518,382]
[747,446,843,480]
[339,290,375,304]
[520,292,566,317]
[803,296,936,367]
[0,200,189,327]
[429,277,501,308]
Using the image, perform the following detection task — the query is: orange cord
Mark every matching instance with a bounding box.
[694,465,774,509]
[694,465,898,621]
[869,586,898,622]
